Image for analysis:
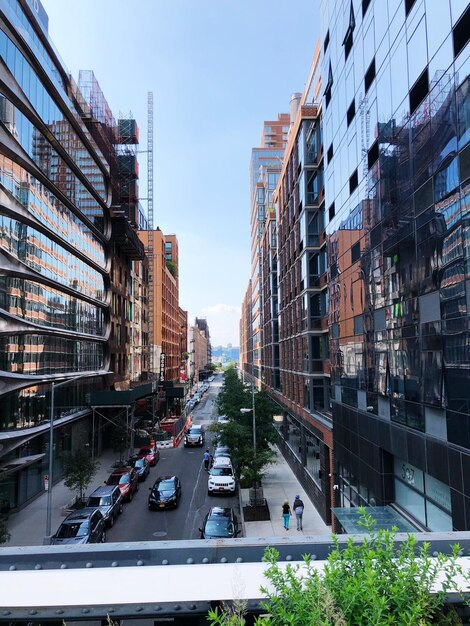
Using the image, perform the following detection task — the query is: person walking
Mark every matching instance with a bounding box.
[203,449,210,471]
[282,500,291,530]
[292,494,305,531]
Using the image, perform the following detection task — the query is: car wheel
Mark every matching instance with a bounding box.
[101,532,106,543]
[128,491,133,502]
[207,490,211,496]
[118,503,123,514]
[108,515,114,528]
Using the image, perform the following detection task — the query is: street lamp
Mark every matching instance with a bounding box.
[45,374,97,543]
[240,383,263,504]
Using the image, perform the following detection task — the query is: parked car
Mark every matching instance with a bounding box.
[184,425,205,447]
[192,393,201,405]
[217,415,229,424]
[51,508,106,544]
[128,456,150,481]
[199,507,240,539]
[208,462,236,495]
[148,475,181,510]
[136,446,160,466]
[213,446,231,459]
[86,485,123,527]
[106,466,139,502]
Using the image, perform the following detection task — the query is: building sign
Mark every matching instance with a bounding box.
[159,353,166,382]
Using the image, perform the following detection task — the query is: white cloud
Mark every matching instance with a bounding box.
[200,303,241,347]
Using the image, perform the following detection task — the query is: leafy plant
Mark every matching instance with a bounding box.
[208,510,469,625]
[63,447,99,504]
[0,519,10,544]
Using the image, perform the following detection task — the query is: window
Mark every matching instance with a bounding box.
[328,202,335,221]
[324,62,333,108]
[453,5,470,58]
[351,241,361,264]
[405,0,417,16]
[364,58,376,94]
[409,68,429,115]
[368,139,379,169]
[362,0,371,17]
[327,143,333,163]
[343,1,356,61]
[324,29,330,53]
[349,169,358,194]
[347,99,356,126]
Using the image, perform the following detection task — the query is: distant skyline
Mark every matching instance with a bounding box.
[43,0,320,345]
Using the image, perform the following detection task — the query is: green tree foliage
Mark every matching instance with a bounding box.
[0,520,10,544]
[63,447,99,504]
[166,259,178,278]
[208,510,468,625]
[210,366,277,485]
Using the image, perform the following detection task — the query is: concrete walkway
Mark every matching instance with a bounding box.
[241,446,331,538]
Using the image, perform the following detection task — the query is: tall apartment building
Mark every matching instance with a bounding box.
[189,319,210,385]
[249,113,290,388]
[240,280,253,377]
[321,0,470,530]
[195,317,211,371]
[0,0,122,508]
[138,230,185,384]
[266,46,334,523]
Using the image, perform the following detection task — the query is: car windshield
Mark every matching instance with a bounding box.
[135,459,145,468]
[210,468,233,476]
[57,521,89,539]
[157,480,174,490]
[139,449,152,455]
[188,429,201,435]
[204,520,233,537]
[119,475,130,484]
[88,496,110,506]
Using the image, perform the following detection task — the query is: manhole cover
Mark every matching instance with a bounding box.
[152,531,167,537]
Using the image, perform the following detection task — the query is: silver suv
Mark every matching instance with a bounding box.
[86,485,123,528]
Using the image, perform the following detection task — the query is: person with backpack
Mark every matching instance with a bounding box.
[292,494,305,531]
[203,449,210,471]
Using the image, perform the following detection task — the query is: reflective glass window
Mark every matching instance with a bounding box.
[0,29,107,201]
[0,155,106,267]
[0,215,105,300]
[0,276,105,335]
[0,95,106,232]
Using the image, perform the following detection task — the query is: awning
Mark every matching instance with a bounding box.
[0,453,45,477]
[331,506,417,533]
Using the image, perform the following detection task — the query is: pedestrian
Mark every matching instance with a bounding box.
[209,453,214,469]
[282,500,291,530]
[292,494,305,531]
[203,449,210,471]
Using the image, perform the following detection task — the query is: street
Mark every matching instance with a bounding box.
[105,377,240,542]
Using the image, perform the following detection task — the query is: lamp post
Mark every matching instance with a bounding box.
[240,382,263,504]
[45,374,96,543]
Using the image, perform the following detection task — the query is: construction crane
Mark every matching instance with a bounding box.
[146,91,155,379]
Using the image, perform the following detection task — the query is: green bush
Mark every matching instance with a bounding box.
[208,510,469,625]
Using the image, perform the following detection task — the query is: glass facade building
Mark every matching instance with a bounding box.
[0,0,110,509]
[321,0,470,530]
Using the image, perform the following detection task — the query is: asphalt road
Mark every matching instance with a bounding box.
[105,376,239,542]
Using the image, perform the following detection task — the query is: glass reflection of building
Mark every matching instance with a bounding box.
[0,0,111,510]
[321,0,469,530]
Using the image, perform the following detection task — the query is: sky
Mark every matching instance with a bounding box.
[42,0,320,346]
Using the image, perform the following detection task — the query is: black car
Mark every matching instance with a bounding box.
[199,507,240,539]
[184,425,205,447]
[148,475,181,510]
[51,508,106,544]
[128,456,150,481]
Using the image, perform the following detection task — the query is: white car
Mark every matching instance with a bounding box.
[207,462,236,495]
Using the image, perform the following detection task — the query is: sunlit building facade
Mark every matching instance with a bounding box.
[322,0,470,530]
[0,0,141,509]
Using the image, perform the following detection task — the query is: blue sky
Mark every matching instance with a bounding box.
[42,0,319,346]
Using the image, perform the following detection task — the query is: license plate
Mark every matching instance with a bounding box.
[159,504,165,508]
[218,487,225,491]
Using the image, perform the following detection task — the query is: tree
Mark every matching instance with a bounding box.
[63,447,99,504]
[0,520,9,544]
[210,366,277,486]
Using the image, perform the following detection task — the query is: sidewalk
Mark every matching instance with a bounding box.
[241,445,331,538]
[6,448,120,546]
